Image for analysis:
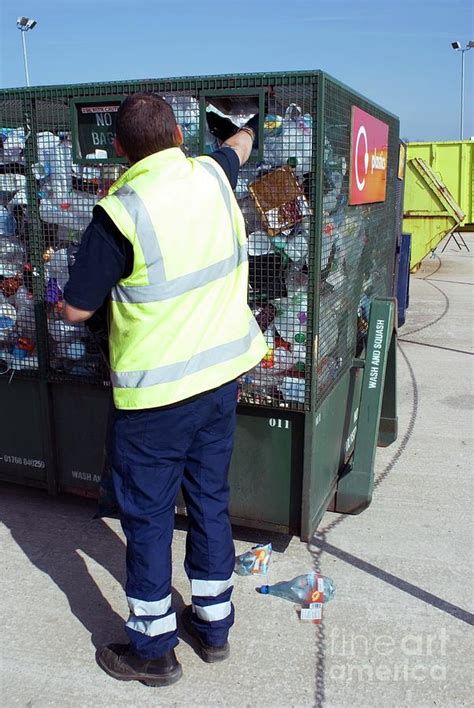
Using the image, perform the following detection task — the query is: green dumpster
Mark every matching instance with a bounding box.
[403,140,470,268]
[0,71,399,540]
[406,140,473,227]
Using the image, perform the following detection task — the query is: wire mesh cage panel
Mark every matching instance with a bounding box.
[0,72,399,411]
[0,92,43,378]
[317,78,399,403]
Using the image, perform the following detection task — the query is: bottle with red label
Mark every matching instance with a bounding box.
[257,573,335,605]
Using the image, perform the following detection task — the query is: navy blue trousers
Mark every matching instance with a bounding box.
[110,381,237,659]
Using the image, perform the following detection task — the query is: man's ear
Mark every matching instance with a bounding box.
[114,136,127,158]
[174,124,184,146]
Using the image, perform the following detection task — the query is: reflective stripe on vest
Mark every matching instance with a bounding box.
[111,316,261,389]
[110,158,247,305]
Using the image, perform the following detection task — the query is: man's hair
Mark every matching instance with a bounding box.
[116,93,178,163]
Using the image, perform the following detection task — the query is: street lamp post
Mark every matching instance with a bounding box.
[451,41,474,140]
[16,16,37,87]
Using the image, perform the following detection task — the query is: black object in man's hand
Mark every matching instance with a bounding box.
[206,111,239,142]
[244,114,259,149]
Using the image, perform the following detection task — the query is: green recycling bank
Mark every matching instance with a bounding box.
[0,71,400,541]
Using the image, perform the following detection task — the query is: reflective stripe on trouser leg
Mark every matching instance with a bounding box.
[110,405,195,658]
[125,593,177,640]
[182,382,238,647]
[192,600,232,622]
[190,584,234,647]
[126,608,177,638]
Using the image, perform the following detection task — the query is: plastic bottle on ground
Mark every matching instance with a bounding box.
[257,573,335,604]
[235,543,272,576]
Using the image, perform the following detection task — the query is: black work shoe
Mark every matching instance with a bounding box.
[96,643,182,686]
[181,606,230,663]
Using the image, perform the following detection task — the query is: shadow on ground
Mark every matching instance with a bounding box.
[0,483,128,649]
[0,482,280,655]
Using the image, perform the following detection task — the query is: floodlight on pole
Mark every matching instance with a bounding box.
[16,16,37,87]
[451,40,473,139]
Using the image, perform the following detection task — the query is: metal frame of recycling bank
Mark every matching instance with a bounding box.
[0,71,400,541]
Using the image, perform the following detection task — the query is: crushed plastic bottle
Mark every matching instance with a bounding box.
[263,104,313,174]
[0,207,16,238]
[45,278,62,305]
[16,288,36,340]
[0,301,17,342]
[317,356,340,390]
[48,315,86,342]
[0,238,24,278]
[235,543,272,576]
[274,304,307,347]
[257,573,335,605]
[248,230,274,257]
[56,340,86,360]
[11,353,39,370]
[291,343,306,373]
[2,128,25,162]
[44,248,69,291]
[280,376,305,403]
[253,302,277,333]
[284,230,309,266]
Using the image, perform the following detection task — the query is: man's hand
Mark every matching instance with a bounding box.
[221,115,258,167]
[62,302,96,324]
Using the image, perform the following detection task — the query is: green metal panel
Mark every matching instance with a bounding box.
[52,385,303,533]
[406,140,473,226]
[0,71,400,539]
[300,76,400,539]
[0,378,48,487]
[52,384,109,492]
[334,298,396,514]
[301,365,364,540]
[378,326,398,447]
[228,409,304,533]
[403,156,465,267]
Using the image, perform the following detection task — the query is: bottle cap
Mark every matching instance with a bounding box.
[258,585,270,594]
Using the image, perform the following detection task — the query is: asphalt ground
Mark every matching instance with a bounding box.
[1,233,473,707]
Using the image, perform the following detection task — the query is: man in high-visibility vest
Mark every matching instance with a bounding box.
[63,93,267,687]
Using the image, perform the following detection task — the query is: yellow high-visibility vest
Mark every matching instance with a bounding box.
[98,147,267,409]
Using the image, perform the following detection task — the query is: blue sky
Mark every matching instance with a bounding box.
[1,0,473,140]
